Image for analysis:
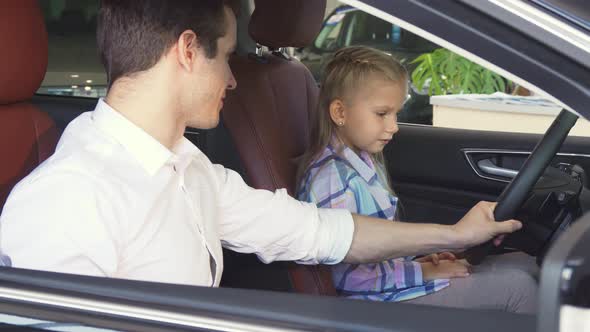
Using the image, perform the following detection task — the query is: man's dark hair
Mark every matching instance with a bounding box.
[97,0,239,87]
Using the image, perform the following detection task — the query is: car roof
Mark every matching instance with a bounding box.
[531,0,590,32]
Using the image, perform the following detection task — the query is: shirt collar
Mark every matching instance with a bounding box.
[171,136,202,174]
[328,137,378,183]
[92,98,199,176]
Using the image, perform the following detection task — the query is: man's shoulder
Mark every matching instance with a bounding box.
[9,158,108,206]
[7,112,129,204]
[29,136,108,185]
[49,110,146,180]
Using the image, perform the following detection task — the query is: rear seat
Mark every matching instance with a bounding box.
[0,0,60,212]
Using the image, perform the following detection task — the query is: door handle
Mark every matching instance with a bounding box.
[477,159,518,179]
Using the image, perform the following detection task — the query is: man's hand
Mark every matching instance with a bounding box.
[415,252,457,265]
[452,201,522,248]
[421,259,471,281]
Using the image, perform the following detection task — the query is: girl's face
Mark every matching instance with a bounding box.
[333,76,406,154]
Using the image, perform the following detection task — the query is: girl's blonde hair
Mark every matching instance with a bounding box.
[296,46,408,195]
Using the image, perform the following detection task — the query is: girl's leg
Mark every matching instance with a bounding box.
[405,253,538,314]
[473,251,539,280]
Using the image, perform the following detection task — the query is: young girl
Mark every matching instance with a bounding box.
[297,46,538,313]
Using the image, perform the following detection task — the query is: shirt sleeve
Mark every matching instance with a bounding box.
[214,165,354,265]
[334,259,425,294]
[0,173,119,277]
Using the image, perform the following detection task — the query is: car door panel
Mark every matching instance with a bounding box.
[0,266,537,332]
[387,124,590,225]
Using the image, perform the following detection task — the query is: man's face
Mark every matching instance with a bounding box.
[183,6,237,129]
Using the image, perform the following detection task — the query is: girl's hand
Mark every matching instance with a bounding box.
[421,259,471,281]
[415,252,457,265]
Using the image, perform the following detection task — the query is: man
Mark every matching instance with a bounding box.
[0,0,520,287]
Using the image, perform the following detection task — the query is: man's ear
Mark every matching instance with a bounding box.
[329,99,347,126]
[176,30,200,72]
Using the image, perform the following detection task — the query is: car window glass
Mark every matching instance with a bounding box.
[344,11,436,52]
[398,28,438,52]
[38,0,106,98]
[346,11,390,48]
[344,11,362,46]
[297,5,590,136]
[314,10,347,51]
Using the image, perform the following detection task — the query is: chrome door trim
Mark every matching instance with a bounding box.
[0,286,299,332]
[477,159,519,179]
[462,148,590,183]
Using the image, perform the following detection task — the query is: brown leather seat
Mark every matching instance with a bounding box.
[0,1,59,211]
[222,0,337,296]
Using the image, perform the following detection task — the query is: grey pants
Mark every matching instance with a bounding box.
[405,252,538,314]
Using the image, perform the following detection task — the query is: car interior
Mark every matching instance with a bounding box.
[222,0,338,295]
[1,0,590,330]
[0,1,59,212]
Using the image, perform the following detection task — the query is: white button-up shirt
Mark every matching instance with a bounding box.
[0,99,354,287]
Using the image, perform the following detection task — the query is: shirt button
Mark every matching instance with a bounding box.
[181,185,186,192]
[173,165,177,172]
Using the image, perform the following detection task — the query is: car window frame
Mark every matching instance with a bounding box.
[0,267,537,332]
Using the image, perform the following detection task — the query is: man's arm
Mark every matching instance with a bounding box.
[214,165,521,266]
[215,165,353,265]
[343,201,522,264]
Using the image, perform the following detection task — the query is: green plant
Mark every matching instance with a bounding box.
[411,48,510,96]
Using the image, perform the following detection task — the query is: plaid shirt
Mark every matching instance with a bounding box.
[298,141,449,301]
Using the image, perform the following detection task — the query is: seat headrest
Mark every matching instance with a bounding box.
[249,0,326,49]
[0,0,48,105]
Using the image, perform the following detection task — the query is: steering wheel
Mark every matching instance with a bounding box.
[465,109,579,265]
